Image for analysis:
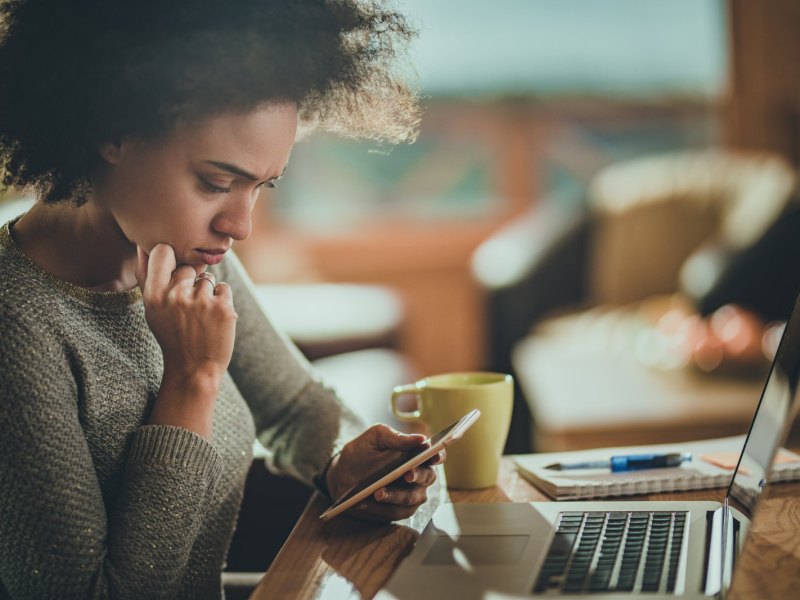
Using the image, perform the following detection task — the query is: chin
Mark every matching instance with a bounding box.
[186,258,209,271]
[171,251,204,269]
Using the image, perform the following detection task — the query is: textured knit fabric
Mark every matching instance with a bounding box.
[0,217,364,599]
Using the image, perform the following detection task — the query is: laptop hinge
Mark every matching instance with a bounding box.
[720,498,738,597]
[704,508,723,596]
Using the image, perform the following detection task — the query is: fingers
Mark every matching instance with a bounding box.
[329,424,446,523]
[192,271,217,294]
[170,264,197,287]
[135,245,149,291]
[142,243,178,296]
[369,424,426,452]
[428,449,446,466]
[213,281,233,301]
[367,467,436,518]
[133,241,237,385]
[374,482,429,506]
[352,485,428,522]
[403,464,438,486]
[190,275,235,315]
[344,465,438,522]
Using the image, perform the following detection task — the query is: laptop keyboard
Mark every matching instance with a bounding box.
[533,511,687,595]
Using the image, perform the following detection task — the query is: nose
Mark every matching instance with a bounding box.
[212,195,254,241]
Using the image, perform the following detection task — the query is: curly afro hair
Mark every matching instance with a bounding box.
[0,0,419,204]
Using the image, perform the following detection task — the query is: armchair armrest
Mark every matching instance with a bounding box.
[471,196,590,372]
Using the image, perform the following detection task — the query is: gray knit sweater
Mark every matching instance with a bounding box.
[0,218,363,599]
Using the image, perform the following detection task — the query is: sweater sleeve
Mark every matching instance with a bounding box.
[0,311,223,599]
[214,253,365,486]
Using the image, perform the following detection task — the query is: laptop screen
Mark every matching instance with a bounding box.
[727,290,800,513]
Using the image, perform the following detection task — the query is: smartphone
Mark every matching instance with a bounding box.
[318,409,481,521]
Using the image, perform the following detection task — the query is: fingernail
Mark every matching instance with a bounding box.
[376,489,388,501]
[405,471,416,483]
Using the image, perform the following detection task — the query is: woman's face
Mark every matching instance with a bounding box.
[95,102,297,269]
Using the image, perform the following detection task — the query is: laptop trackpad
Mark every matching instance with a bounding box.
[422,535,529,566]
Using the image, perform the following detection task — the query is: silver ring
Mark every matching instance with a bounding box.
[194,272,217,287]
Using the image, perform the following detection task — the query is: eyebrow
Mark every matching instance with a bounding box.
[204,160,287,182]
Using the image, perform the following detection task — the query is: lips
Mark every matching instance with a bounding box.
[195,247,229,265]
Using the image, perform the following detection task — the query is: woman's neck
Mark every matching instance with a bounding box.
[13,200,139,292]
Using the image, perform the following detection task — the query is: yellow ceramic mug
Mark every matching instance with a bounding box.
[391,372,513,489]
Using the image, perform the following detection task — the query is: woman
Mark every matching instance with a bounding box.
[0,1,439,598]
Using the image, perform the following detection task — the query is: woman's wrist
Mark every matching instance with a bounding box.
[148,370,222,439]
[315,452,341,500]
[161,367,222,400]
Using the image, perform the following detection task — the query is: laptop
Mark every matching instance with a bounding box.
[380,293,800,600]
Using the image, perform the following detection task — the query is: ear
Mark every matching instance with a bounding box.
[98,139,124,165]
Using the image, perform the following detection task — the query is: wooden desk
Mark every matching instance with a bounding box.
[250,459,800,599]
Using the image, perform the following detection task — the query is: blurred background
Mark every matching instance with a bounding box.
[3,0,800,456]
[231,0,800,453]
[4,0,800,577]
[240,0,725,371]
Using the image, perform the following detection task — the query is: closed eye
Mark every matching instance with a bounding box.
[200,179,232,194]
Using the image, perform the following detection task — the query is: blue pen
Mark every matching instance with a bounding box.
[546,452,692,472]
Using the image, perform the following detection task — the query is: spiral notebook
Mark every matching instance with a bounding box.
[514,435,800,500]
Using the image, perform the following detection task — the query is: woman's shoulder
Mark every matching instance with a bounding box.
[0,228,38,315]
[0,222,74,356]
[0,224,53,316]
[1,217,141,316]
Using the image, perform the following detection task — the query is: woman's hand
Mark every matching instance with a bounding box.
[136,243,238,438]
[325,425,445,522]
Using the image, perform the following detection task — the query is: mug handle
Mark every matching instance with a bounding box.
[391,383,422,421]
